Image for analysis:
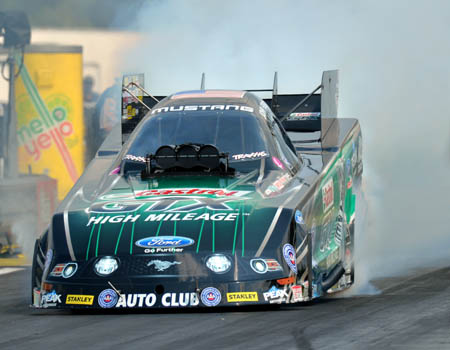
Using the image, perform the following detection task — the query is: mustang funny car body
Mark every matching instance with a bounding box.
[31,71,363,309]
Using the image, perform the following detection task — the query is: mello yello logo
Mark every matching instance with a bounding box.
[17,106,74,161]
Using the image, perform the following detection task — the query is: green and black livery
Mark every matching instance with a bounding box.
[31,70,363,309]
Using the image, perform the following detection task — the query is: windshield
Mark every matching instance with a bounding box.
[122,110,272,173]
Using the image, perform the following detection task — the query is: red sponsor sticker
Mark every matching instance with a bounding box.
[277,276,295,285]
[135,188,248,198]
[322,179,334,212]
[266,259,282,271]
[50,264,65,277]
[291,285,303,302]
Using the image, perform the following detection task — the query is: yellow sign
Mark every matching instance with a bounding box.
[226,292,258,302]
[66,294,94,305]
[15,46,85,200]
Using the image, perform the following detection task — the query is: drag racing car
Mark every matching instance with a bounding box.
[31,70,363,309]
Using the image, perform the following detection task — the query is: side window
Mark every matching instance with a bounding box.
[271,117,301,172]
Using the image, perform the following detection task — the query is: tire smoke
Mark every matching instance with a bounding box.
[120,0,450,289]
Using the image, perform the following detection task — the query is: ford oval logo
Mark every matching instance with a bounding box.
[135,236,195,249]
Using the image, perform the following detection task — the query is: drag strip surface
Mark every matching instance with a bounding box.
[0,267,450,350]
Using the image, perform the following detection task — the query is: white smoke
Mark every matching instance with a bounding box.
[119,0,450,288]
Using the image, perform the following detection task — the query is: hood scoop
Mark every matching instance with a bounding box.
[141,144,235,178]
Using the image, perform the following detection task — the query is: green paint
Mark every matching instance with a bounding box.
[241,206,245,257]
[173,221,177,236]
[85,216,98,260]
[155,219,164,236]
[114,222,126,255]
[129,221,136,254]
[232,206,241,255]
[95,224,103,257]
[196,218,206,253]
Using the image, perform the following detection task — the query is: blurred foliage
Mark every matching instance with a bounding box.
[0,0,149,28]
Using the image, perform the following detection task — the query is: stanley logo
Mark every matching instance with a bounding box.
[66,294,94,305]
[226,292,258,302]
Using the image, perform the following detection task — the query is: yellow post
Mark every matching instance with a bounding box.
[14,45,84,200]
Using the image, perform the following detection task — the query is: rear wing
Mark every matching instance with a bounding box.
[264,70,339,133]
[121,74,165,144]
[120,70,339,143]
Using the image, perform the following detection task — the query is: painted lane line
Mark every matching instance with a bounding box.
[0,267,25,276]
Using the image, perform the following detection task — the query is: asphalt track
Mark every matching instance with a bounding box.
[1,267,450,350]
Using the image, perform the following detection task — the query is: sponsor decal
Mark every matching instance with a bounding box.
[144,197,237,212]
[144,247,183,254]
[50,262,77,278]
[265,259,283,271]
[250,258,282,274]
[86,212,239,227]
[90,202,144,214]
[98,289,118,308]
[96,193,248,212]
[147,259,181,272]
[123,154,146,162]
[66,294,94,305]
[272,156,284,169]
[295,210,304,224]
[136,236,194,249]
[86,214,140,227]
[335,212,344,245]
[33,288,41,308]
[318,212,333,253]
[41,290,62,307]
[151,105,254,114]
[347,178,353,189]
[288,112,321,120]
[135,188,249,198]
[277,276,295,285]
[274,173,292,190]
[114,293,200,307]
[322,178,334,212]
[265,173,292,196]
[227,292,258,302]
[161,292,199,307]
[264,185,278,196]
[231,151,268,161]
[144,212,238,222]
[283,244,297,274]
[291,285,303,302]
[116,293,157,308]
[201,287,221,307]
[263,286,289,303]
[50,263,65,277]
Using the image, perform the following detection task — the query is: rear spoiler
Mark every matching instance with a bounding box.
[264,70,339,133]
[121,74,165,144]
[121,70,339,143]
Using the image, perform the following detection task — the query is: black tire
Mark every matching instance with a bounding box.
[30,239,44,304]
